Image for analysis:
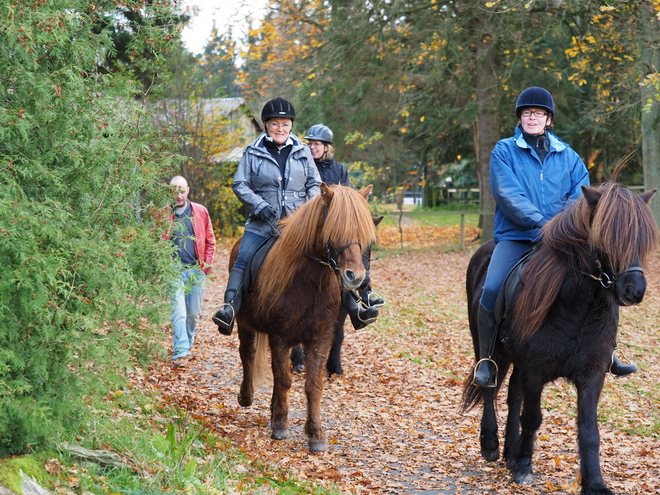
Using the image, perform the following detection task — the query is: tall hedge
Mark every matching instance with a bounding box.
[0,0,181,455]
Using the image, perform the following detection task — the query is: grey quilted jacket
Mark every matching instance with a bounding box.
[233,132,321,236]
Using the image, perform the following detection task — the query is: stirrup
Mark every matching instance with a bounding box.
[356,297,378,325]
[367,291,385,307]
[609,348,637,377]
[473,358,498,388]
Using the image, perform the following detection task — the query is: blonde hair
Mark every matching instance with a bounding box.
[321,144,335,161]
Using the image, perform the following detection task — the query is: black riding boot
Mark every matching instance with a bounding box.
[342,289,378,330]
[212,268,244,336]
[473,304,497,388]
[610,351,637,377]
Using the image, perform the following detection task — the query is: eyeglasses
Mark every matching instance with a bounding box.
[267,121,292,130]
[521,110,548,118]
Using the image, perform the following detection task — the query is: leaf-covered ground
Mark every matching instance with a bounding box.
[143,226,660,494]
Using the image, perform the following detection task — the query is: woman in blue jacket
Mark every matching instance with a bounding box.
[473,87,636,387]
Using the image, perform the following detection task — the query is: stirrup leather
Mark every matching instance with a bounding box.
[473,358,499,388]
[212,302,235,327]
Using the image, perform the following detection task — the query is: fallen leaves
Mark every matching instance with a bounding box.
[138,226,660,494]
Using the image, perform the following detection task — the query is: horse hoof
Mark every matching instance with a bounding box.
[309,441,327,452]
[238,395,253,407]
[293,363,305,374]
[327,366,343,376]
[271,428,289,440]
[512,472,533,484]
[481,448,499,462]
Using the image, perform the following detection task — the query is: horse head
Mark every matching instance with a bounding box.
[582,184,658,307]
[319,183,377,290]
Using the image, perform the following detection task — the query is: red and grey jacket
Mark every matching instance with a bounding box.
[160,201,216,274]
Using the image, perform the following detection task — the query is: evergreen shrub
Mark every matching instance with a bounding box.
[0,0,180,455]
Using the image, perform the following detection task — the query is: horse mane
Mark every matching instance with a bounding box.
[510,182,659,341]
[254,185,378,314]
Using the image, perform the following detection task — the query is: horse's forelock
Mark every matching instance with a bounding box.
[321,186,378,250]
[589,183,659,271]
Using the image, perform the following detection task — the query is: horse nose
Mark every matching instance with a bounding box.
[623,284,645,305]
[619,273,647,305]
[343,269,363,289]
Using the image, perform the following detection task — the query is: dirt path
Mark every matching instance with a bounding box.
[148,232,660,494]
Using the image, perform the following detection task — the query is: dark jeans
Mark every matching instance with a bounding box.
[233,231,269,272]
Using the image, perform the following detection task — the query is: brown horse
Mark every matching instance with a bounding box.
[230,183,378,452]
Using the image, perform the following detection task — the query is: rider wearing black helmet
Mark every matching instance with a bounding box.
[473,86,637,388]
[212,97,320,335]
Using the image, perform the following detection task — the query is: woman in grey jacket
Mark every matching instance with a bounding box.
[213,97,321,335]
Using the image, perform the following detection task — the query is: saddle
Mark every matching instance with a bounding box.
[244,235,278,295]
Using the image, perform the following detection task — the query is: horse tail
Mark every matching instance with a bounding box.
[460,359,510,413]
[252,333,271,386]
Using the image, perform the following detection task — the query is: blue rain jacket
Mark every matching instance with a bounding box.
[490,126,590,243]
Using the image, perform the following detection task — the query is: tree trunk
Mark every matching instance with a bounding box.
[640,0,660,226]
[473,26,499,243]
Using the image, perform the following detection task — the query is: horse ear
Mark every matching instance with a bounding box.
[640,189,657,204]
[359,185,373,199]
[373,215,384,226]
[320,182,334,205]
[581,185,601,208]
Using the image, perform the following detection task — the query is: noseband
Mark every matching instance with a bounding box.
[583,259,644,289]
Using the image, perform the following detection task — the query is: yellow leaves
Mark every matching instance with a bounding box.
[400,109,410,117]
[307,72,316,80]
[399,127,408,133]
[419,116,425,122]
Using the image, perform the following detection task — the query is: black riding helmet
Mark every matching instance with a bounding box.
[304,123,334,144]
[261,97,296,122]
[515,87,555,119]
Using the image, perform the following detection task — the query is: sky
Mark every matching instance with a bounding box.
[179,0,268,55]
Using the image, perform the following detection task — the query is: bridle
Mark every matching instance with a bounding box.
[582,259,644,289]
[309,241,362,272]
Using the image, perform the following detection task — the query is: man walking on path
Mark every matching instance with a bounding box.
[164,176,216,368]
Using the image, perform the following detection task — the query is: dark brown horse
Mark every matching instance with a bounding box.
[231,183,378,452]
[462,183,658,494]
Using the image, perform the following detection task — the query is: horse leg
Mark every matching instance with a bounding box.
[480,386,499,461]
[326,308,347,376]
[508,373,543,485]
[576,375,613,495]
[303,340,331,452]
[237,328,256,407]
[290,344,305,373]
[269,338,293,440]
[503,367,523,462]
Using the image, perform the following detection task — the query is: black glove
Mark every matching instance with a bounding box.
[256,205,278,223]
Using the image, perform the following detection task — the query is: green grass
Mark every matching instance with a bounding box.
[378,209,480,228]
[16,385,345,495]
